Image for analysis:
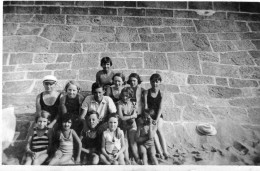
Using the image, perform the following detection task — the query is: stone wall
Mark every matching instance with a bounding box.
[3,1,260,164]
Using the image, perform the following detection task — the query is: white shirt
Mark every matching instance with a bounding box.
[81,95,117,121]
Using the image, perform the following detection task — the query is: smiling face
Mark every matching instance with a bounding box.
[93,87,104,102]
[113,76,123,88]
[37,117,48,129]
[108,117,118,132]
[66,84,78,98]
[129,77,138,88]
[88,114,99,129]
[43,81,56,92]
[102,63,111,72]
[150,79,161,89]
[121,91,130,103]
[62,119,72,130]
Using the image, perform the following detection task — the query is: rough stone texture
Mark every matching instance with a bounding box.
[4,14,33,22]
[56,54,72,63]
[27,71,52,79]
[3,66,16,72]
[3,72,25,81]
[248,108,260,124]
[107,43,130,52]
[174,93,195,106]
[123,17,162,27]
[126,58,143,69]
[34,54,57,63]
[83,43,106,52]
[16,23,43,35]
[3,23,18,36]
[144,52,168,70]
[252,40,260,50]
[74,32,115,43]
[3,80,33,93]
[220,52,255,66]
[198,52,219,63]
[131,43,148,51]
[49,43,81,53]
[248,23,260,31]
[229,78,258,88]
[149,42,183,52]
[115,27,140,42]
[17,64,46,71]
[168,52,201,74]
[32,15,65,24]
[216,77,228,86]
[140,34,164,42]
[208,86,242,99]
[202,62,240,78]
[180,85,209,97]
[163,18,193,26]
[239,66,260,79]
[229,98,260,108]
[54,70,78,80]
[218,33,239,40]
[233,40,256,51]
[187,75,214,85]
[210,41,237,52]
[79,69,99,81]
[183,105,215,122]
[181,33,211,51]
[71,54,99,69]
[248,51,260,66]
[9,53,33,65]
[41,25,77,42]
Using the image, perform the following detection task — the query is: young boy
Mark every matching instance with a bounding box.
[96,57,114,90]
[136,109,158,165]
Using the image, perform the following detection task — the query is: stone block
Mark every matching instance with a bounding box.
[248,108,260,124]
[104,1,136,7]
[210,107,230,120]
[3,23,18,36]
[213,2,239,11]
[61,7,88,15]
[112,58,127,69]
[89,7,117,15]
[216,77,228,86]
[34,54,57,63]
[83,43,106,52]
[198,52,219,63]
[75,1,103,6]
[16,6,40,14]
[9,53,33,65]
[79,69,99,81]
[240,2,260,13]
[146,9,173,17]
[229,98,260,108]
[2,94,40,107]
[140,34,164,42]
[3,80,33,93]
[210,41,237,52]
[144,52,168,70]
[239,33,260,40]
[206,33,218,40]
[208,86,242,98]
[197,97,230,107]
[124,17,162,27]
[152,27,172,33]
[17,64,46,71]
[54,70,77,80]
[3,36,50,53]
[156,71,187,85]
[180,85,209,97]
[118,52,143,58]
[126,58,143,69]
[248,51,260,66]
[3,53,8,65]
[174,93,194,106]
[168,52,201,74]
[235,22,249,32]
[3,66,15,72]
[188,2,213,10]
[181,33,211,51]
[68,15,123,26]
[149,42,183,52]
[3,6,15,14]
[248,23,260,31]
[183,105,214,122]
[78,26,91,32]
[218,33,239,40]
[15,121,31,140]
[252,88,260,97]
[74,32,115,43]
[163,18,193,26]
[3,72,25,81]
[239,66,260,79]
[32,14,65,24]
[107,43,130,52]
[35,1,74,5]
[118,8,145,16]
[49,43,81,53]
[45,63,70,70]
[187,75,214,85]
[131,43,148,51]
[16,23,43,35]
[100,52,118,58]
[220,52,255,66]
[227,12,251,21]
[229,78,258,88]
[41,6,60,14]
[115,27,139,42]
[163,107,181,122]
[163,84,180,93]
[41,25,76,42]
[137,1,187,9]
[91,26,115,33]
[194,20,221,33]
[138,27,151,34]
[71,54,99,69]
[4,14,33,22]
[252,40,260,50]
[164,33,181,41]
[202,62,240,78]
[27,71,52,79]
[56,54,72,63]
[233,40,256,50]
[78,81,94,92]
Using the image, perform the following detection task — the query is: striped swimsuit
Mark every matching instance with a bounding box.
[31,128,49,152]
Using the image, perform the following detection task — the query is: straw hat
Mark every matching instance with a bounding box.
[196,123,217,136]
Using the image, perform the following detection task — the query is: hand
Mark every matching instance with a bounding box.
[113,153,119,160]
[108,154,115,162]
[75,157,81,164]
[152,120,157,125]
[132,111,137,119]
[47,124,53,129]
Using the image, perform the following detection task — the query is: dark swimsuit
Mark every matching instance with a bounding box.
[147,89,163,120]
[109,87,120,103]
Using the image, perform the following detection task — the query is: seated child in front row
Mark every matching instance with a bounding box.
[136,109,158,165]
[49,114,82,165]
[60,80,84,135]
[100,113,126,165]
[24,110,52,165]
[80,111,100,165]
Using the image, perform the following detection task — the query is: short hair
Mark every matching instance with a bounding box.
[127,73,142,85]
[35,110,51,122]
[101,57,112,66]
[64,80,81,92]
[91,82,104,94]
[86,110,99,119]
[119,87,134,100]
[112,73,125,84]
[61,113,73,123]
[150,73,162,82]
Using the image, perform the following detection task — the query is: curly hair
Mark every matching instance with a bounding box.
[64,80,81,92]
[127,73,142,85]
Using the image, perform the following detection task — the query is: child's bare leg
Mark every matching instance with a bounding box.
[24,155,33,165]
[49,150,62,165]
[157,118,169,158]
[91,153,99,165]
[128,128,140,162]
[57,154,72,165]
[154,133,164,158]
[32,153,48,165]
[139,145,148,165]
[124,137,130,164]
[99,154,111,165]
[148,146,158,165]
[118,153,125,165]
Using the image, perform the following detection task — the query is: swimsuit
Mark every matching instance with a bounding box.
[147,89,163,120]
[31,127,49,152]
[58,130,73,154]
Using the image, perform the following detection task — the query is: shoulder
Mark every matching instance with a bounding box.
[103,96,113,102]
[159,90,164,97]
[83,95,93,102]
[96,70,103,76]
[78,94,84,101]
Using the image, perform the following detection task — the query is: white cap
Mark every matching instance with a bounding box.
[43,75,57,82]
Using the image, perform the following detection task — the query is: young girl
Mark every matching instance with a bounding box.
[106,73,125,104]
[24,110,52,165]
[80,111,100,165]
[60,81,84,135]
[96,57,115,90]
[49,114,82,165]
[127,73,145,116]
[117,87,141,165]
[144,73,169,159]
[100,113,126,165]
[136,109,158,165]
[36,75,62,129]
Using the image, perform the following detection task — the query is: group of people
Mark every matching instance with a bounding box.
[23,57,169,165]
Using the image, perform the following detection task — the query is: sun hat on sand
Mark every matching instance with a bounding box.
[196,123,217,136]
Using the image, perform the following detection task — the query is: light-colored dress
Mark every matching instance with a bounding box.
[58,130,73,154]
[103,128,123,154]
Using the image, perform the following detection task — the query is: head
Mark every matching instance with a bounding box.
[150,73,162,89]
[91,82,105,102]
[107,113,119,132]
[64,80,81,98]
[143,109,155,125]
[61,114,72,130]
[119,87,133,103]
[100,57,112,72]
[42,75,57,92]
[35,110,51,129]
[86,111,99,129]
[112,73,125,88]
[127,73,142,87]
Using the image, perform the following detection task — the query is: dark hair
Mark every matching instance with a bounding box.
[91,82,104,94]
[35,110,51,123]
[127,73,142,85]
[61,113,73,123]
[64,80,81,92]
[112,73,125,85]
[107,113,119,121]
[150,73,162,82]
[86,110,99,119]
[101,57,112,66]
[119,87,134,100]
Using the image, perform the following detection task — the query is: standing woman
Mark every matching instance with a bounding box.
[106,73,125,104]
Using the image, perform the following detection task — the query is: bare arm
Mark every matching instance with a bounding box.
[156,91,164,122]
[116,131,126,158]
[72,130,82,163]
[117,104,134,121]
[79,134,90,154]
[101,132,110,159]
[144,90,148,109]
[60,95,67,115]
[36,94,41,116]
